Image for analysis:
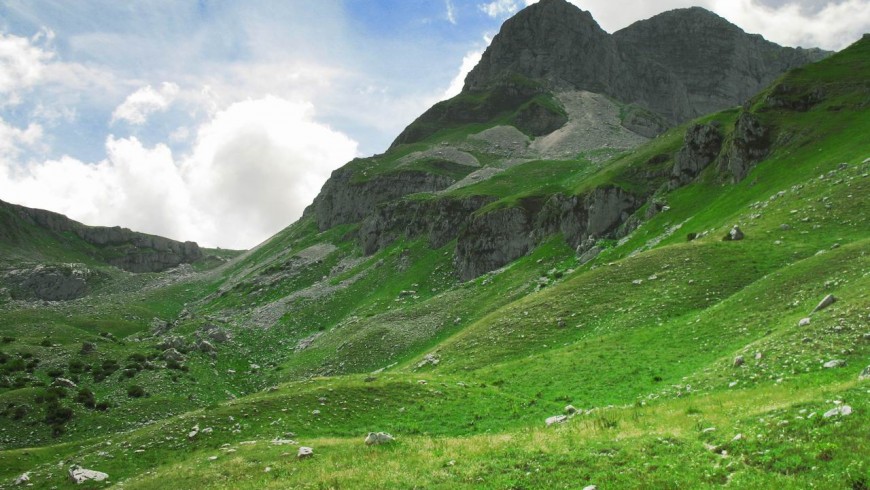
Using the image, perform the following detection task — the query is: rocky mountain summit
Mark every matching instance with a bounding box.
[306,0,830,280]
[467,0,829,125]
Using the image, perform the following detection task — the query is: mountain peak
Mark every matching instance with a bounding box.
[464,0,621,93]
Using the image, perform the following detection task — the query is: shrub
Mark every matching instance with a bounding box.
[126,385,146,398]
[74,388,96,409]
[44,402,73,437]
[68,360,85,374]
[1,336,14,344]
[127,353,146,363]
[46,368,64,378]
[39,338,52,347]
[95,401,110,411]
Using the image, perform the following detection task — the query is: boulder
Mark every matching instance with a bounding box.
[798,317,811,327]
[364,432,395,446]
[723,225,744,241]
[733,355,745,367]
[812,294,837,313]
[546,415,568,426]
[81,341,97,354]
[157,336,186,351]
[68,465,108,484]
[564,405,579,415]
[823,359,845,369]
[298,446,314,459]
[859,365,870,381]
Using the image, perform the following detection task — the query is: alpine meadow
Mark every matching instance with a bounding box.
[0,0,869,488]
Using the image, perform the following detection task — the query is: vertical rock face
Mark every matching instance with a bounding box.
[670,122,724,187]
[723,111,770,182]
[613,7,828,123]
[455,207,536,281]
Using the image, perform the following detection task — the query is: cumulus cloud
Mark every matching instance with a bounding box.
[111,82,180,125]
[710,0,870,50]
[0,118,43,158]
[1,96,358,249]
[0,31,54,105]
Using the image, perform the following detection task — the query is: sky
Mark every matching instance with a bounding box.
[0,0,867,249]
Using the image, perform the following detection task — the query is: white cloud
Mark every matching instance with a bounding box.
[0,95,357,249]
[710,0,870,50]
[443,49,485,99]
[111,82,180,125]
[446,0,458,24]
[0,118,43,159]
[0,31,54,105]
[479,0,522,17]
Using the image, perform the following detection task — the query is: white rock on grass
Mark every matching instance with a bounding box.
[564,405,579,415]
[14,472,29,485]
[68,465,108,484]
[823,405,852,418]
[798,317,811,327]
[546,415,568,426]
[733,355,745,367]
[583,485,598,490]
[859,365,870,381]
[364,432,395,445]
[823,360,845,368]
[298,446,314,459]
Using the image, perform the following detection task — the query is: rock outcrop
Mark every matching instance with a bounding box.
[307,167,458,231]
[671,122,724,187]
[722,111,770,182]
[3,263,95,301]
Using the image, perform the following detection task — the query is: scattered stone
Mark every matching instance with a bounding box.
[68,465,108,484]
[14,472,29,485]
[859,365,870,381]
[702,427,716,433]
[632,279,643,285]
[546,415,568,426]
[823,360,845,368]
[53,377,77,388]
[564,405,579,415]
[812,294,837,313]
[312,410,321,416]
[583,486,598,490]
[364,432,395,445]
[207,456,218,461]
[732,433,743,442]
[779,224,791,231]
[188,425,200,439]
[798,317,811,327]
[754,352,763,360]
[81,341,97,354]
[823,405,852,418]
[733,355,745,367]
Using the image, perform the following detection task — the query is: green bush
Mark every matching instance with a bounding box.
[126,385,146,398]
[74,388,96,409]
